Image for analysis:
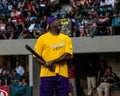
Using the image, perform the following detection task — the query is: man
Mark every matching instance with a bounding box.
[34,16,73,96]
[0,69,9,86]
[15,60,25,76]
[68,60,77,96]
[111,11,120,35]
[97,66,118,96]
[87,62,97,96]
[10,69,21,84]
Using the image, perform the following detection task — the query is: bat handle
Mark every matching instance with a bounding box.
[48,66,55,72]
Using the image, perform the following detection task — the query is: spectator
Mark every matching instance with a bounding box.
[74,11,81,20]
[10,8,19,18]
[19,7,28,18]
[7,2,13,13]
[97,66,118,96]
[0,63,9,74]
[28,2,38,21]
[1,12,8,23]
[70,0,79,11]
[15,12,25,25]
[28,19,36,33]
[25,0,32,12]
[40,15,48,34]
[0,19,7,39]
[111,10,120,35]
[65,6,75,18]
[18,26,32,39]
[18,0,25,9]
[33,28,41,39]
[78,16,88,37]
[32,0,41,19]
[95,10,112,36]
[61,18,73,36]
[86,61,97,96]
[50,0,60,12]
[84,0,95,7]
[0,31,7,39]
[84,14,97,37]
[115,0,120,11]
[5,17,16,39]
[32,19,43,38]
[10,70,28,96]
[21,72,29,85]
[19,75,28,86]
[10,69,21,85]
[31,1,39,17]
[68,61,77,96]
[97,59,107,85]
[24,12,31,28]
[104,0,116,8]
[14,13,25,38]
[0,69,9,86]
[15,60,25,76]
[100,0,107,7]
[41,0,51,16]
[93,10,101,18]
[93,0,101,6]
[0,19,6,33]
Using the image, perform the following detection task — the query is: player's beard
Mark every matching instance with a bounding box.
[54,25,61,34]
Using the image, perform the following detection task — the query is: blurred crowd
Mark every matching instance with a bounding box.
[0,0,120,39]
[0,61,28,86]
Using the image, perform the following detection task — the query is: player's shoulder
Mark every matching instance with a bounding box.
[38,32,50,39]
[60,33,71,39]
[60,33,72,41]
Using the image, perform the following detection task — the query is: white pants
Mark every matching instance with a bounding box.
[87,76,96,95]
[69,78,77,96]
[97,82,112,96]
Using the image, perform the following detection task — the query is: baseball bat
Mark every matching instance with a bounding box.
[25,44,55,71]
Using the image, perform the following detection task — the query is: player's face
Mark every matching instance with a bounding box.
[51,19,61,31]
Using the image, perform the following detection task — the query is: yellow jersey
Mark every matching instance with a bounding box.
[34,32,73,77]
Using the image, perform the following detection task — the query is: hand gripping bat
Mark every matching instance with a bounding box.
[25,44,55,72]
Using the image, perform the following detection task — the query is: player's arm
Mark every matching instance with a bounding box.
[45,36,73,67]
[45,53,72,67]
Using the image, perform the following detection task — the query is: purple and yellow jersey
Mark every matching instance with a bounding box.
[34,32,73,77]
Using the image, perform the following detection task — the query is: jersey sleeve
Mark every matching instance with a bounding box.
[34,37,44,57]
[65,37,73,55]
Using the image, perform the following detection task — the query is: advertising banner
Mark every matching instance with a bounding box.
[0,86,10,96]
